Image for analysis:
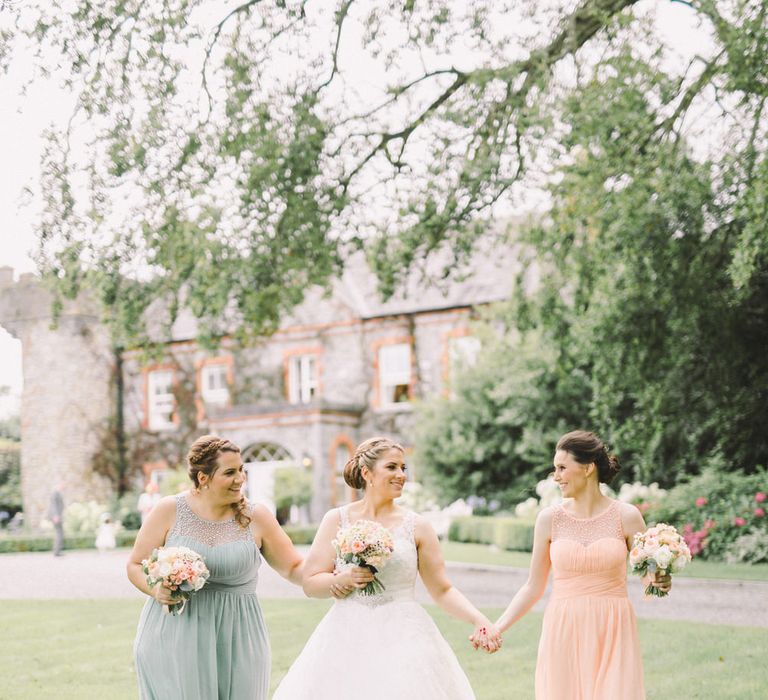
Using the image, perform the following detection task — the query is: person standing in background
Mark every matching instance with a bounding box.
[137,481,160,523]
[48,482,65,556]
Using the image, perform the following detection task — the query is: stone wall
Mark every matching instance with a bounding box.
[0,267,114,526]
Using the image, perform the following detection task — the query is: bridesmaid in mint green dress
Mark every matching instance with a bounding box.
[127,435,304,699]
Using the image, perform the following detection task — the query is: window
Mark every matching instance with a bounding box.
[201,363,229,406]
[288,355,318,404]
[147,370,174,431]
[379,343,411,407]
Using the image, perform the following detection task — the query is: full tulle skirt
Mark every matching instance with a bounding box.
[273,598,475,700]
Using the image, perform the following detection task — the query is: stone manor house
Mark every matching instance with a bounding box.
[0,248,515,525]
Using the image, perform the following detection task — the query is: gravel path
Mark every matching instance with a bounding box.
[2,549,766,628]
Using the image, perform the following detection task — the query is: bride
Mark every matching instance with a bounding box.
[272,436,501,699]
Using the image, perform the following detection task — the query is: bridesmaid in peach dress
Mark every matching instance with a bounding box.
[491,430,671,700]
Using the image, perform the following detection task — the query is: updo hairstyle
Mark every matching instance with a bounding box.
[187,434,251,528]
[555,430,621,485]
[343,437,404,490]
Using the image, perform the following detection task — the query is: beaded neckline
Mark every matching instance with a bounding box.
[182,493,235,524]
[558,499,617,521]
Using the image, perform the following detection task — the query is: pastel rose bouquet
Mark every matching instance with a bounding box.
[333,520,395,596]
[630,523,691,597]
[142,545,210,615]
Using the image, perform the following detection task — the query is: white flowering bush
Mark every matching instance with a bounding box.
[514,476,618,518]
[64,501,108,534]
[395,482,440,513]
[617,481,667,505]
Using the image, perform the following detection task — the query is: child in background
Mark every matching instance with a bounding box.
[95,513,119,552]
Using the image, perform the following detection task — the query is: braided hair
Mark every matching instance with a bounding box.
[343,436,405,489]
[187,434,251,528]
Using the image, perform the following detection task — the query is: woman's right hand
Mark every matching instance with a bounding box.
[333,565,374,592]
[151,583,176,607]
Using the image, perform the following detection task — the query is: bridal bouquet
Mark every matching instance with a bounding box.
[333,520,395,596]
[630,523,691,597]
[142,545,210,615]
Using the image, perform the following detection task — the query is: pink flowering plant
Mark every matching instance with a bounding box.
[142,545,210,615]
[647,468,768,563]
[630,523,691,597]
[333,520,395,596]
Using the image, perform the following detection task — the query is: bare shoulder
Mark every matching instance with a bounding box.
[248,502,276,524]
[618,501,645,530]
[149,495,177,519]
[535,505,556,528]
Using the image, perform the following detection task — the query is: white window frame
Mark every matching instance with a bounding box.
[378,343,412,408]
[288,355,318,404]
[147,370,175,431]
[201,363,230,406]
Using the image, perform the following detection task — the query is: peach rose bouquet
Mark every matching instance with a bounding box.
[630,523,691,597]
[142,545,210,614]
[333,519,395,596]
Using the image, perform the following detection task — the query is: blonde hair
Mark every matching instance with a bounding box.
[343,436,404,489]
[187,434,251,528]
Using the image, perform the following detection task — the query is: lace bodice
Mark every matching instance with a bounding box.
[336,506,418,607]
[168,493,253,547]
[551,499,625,547]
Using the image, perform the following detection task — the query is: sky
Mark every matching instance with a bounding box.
[0,0,708,419]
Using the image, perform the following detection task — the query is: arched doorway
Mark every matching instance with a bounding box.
[242,441,293,514]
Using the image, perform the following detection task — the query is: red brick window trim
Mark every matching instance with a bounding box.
[329,434,357,507]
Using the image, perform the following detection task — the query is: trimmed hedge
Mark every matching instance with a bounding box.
[0,525,318,554]
[448,516,535,552]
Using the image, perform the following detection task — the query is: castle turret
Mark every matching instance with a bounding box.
[0,268,114,526]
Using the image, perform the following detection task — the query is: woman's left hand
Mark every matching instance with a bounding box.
[651,571,672,593]
[329,579,355,599]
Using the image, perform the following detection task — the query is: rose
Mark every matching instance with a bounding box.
[654,544,673,570]
[695,497,708,507]
[671,554,688,573]
[755,492,767,503]
[754,508,765,518]
[733,517,747,527]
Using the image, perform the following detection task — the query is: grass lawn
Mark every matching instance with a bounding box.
[441,541,768,581]
[0,599,766,699]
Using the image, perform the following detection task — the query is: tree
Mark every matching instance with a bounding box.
[5,1,765,346]
[415,36,768,498]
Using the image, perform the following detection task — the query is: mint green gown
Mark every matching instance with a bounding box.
[134,494,270,699]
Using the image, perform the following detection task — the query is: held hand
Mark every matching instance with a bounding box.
[469,621,502,654]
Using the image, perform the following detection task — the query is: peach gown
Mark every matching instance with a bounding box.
[536,500,645,700]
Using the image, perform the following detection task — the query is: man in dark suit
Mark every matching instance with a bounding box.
[48,482,65,556]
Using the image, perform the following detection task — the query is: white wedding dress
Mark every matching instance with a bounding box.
[272,505,476,699]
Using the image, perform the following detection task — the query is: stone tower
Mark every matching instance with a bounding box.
[0,267,114,526]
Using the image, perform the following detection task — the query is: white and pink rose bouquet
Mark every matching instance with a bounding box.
[333,520,395,596]
[630,523,691,597]
[142,545,210,615]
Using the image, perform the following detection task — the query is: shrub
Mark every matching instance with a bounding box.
[0,530,139,553]
[646,466,768,561]
[448,516,535,552]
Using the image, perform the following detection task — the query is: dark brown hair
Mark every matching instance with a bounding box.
[187,434,251,528]
[343,436,404,490]
[556,430,621,485]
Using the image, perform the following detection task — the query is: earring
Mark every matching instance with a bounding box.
[204,484,210,490]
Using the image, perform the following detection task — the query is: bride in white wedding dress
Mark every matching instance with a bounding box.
[272,437,501,700]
